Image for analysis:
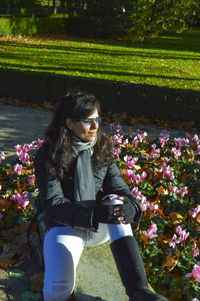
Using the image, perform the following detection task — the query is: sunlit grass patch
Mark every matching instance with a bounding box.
[0,28,199,91]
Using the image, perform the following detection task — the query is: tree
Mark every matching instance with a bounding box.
[53,0,58,14]
[60,0,66,9]
[129,0,200,38]
[68,0,133,38]
[6,0,11,13]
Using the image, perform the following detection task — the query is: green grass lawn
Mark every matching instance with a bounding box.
[0,28,200,91]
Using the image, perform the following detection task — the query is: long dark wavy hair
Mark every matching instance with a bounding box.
[43,90,114,179]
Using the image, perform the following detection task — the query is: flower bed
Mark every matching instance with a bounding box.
[0,125,200,300]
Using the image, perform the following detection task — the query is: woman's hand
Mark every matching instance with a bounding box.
[100,194,136,224]
[93,194,137,226]
[93,203,121,225]
[113,196,136,224]
[113,196,125,223]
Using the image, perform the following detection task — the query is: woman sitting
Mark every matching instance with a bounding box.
[34,90,168,301]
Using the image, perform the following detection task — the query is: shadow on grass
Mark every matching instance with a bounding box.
[13,26,199,53]
[0,38,200,61]
[0,61,199,83]
[0,68,200,123]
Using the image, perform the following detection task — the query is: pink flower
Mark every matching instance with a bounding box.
[174,137,189,148]
[160,129,170,139]
[127,171,146,184]
[176,226,190,243]
[140,198,149,211]
[141,171,147,179]
[176,225,183,235]
[132,136,138,147]
[172,186,188,197]
[0,151,5,163]
[31,139,44,148]
[171,147,181,159]
[160,165,174,180]
[22,143,32,152]
[169,234,178,248]
[180,186,188,197]
[163,157,170,166]
[132,187,145,201]
[127,170,134,182]
[159,130,170,148]
[193,134,199,145]
[173,186,179,194]
[197,145,200,155]
[124,155,138,168]
[178,230,189,242]
[112,134,123,144]
[137,130,147,143]
[193,243,199,258]
[17,150,30,166]
[123,138,129,145]
[148,203,158,212]
[15,144,22,151]
[110,123,115,131]
[185,262,200,283]
[160,137,169,148]
[12,191,29,208]
[149,144,160,158]
[149,223,157,232]
[189,205,200,218]
[131,187,139,194]
[131,130,147,146]
[113,148,121,157]
[191,298,199,301]
[14,163,23,175]
[169,226,190,248]
[110,124,122,133]
[28,174,35,186]
[143,223,158,239]
[132,190,158,213]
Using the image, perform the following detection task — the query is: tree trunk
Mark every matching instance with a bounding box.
[60,0,66,9]
[6,0,11,14]
[53,0,58,14]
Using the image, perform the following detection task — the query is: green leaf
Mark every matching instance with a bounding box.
[9,269,25,278]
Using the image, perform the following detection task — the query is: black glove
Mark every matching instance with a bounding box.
[93,204,120,227]
[120,199,136,224]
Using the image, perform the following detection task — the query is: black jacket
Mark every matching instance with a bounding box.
[34,145,142,231]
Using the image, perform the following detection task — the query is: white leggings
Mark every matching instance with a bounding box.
[43,199,133,301]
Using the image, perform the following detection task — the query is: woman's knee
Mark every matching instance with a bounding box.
[108,223,133,243]
[43,280,74,301]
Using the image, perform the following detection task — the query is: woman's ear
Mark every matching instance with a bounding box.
[65,118,73,130]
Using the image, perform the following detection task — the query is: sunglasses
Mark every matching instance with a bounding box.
[75,117,102,127]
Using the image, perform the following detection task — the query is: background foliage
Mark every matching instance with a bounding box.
[0,0,200,38]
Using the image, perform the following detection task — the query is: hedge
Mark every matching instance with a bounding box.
[0,14,129,38]
[0,16,68,36]
[0,68,200,122]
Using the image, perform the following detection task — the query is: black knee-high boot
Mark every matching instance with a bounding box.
[110,236,168,301]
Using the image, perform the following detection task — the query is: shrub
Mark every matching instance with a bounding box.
[0,16,68,36]
[110,124,200,300]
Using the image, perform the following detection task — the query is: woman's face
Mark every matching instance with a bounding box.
[65,109,100,142]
